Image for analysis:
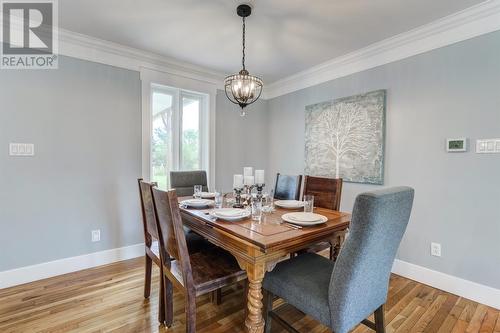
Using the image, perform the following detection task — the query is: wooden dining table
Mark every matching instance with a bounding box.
[179,198,351,333]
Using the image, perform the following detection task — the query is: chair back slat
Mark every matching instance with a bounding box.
[328,187,414,333]
[151,188,194,286]
[138,179,159,242]
[274,173,302,200]
[303,176,343,210]
[170,170,209,197]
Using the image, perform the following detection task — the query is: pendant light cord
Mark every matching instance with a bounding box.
[242,16,246,71]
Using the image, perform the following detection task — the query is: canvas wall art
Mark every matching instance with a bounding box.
[305,90,386,185]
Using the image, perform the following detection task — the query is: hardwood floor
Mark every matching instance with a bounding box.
[0,257,498,333]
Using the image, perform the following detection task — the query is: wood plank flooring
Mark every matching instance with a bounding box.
[0,257,498,333]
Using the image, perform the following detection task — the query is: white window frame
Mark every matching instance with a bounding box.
[141,68,216,188]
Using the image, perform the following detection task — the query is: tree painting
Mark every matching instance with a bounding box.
[305,90,385,185]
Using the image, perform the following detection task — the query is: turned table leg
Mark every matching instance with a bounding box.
[244,263,266,333]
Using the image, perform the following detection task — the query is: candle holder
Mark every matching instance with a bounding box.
[243,184,255,206]
[255,183,265,199]
[233,188,244,208]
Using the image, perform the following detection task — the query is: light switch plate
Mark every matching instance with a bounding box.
[476,139,500,154]
[9,143,35,156]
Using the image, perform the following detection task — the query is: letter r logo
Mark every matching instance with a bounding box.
[2,2,53,55]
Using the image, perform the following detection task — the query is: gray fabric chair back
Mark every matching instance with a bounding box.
[328,187,414,333]
[169,170,208,197]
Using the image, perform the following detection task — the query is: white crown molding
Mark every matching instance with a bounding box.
[57,29,226,88]
[263,0,500,99]
[0,13,226,88]
[0,243,144,289]
[2,1,500,97]
[392,259,500,310]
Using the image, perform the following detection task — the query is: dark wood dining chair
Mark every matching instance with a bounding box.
[303,176,343,259]
[274,173,302,200]
[303,175,343,211]
[137,179,164,321]
[138,179,220,323]
[151,187,247,332]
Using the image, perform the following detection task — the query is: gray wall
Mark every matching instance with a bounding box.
[215,91,268,191]
[0,58,266,272]
[267,31,500,289]
[0,56,143,271]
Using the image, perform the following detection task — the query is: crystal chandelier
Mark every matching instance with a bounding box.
[224,4,263,116]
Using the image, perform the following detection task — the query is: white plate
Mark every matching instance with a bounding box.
[211,208,250,221]
[282,212,328,226]
[180,199,214,208]
[287,212,322,222]
[199,192,216,198]
[274,200,305,209]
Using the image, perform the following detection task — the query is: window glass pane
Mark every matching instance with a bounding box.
[151,91,173,189]
[181,96,200,170]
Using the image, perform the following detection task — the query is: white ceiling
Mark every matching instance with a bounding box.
[59,0,484,83]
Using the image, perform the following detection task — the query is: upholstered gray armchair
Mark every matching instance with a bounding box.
[169,170,209,196]
[263,186,415,333]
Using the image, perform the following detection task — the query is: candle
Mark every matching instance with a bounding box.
[244,175,255,186]
[255,170,265,184]
[233,174,243,188]
[243,167,253,177]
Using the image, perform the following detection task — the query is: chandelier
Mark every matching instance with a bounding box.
[224,4,263,116]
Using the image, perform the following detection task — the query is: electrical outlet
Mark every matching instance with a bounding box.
[91,229,101,242]
[431,242,441,257]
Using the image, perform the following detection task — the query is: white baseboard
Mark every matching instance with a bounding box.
[392,259,500,310]
[0,243,145,289]
[2,246,499,311]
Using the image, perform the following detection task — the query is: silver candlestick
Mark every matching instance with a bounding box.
[255,183,265,199]
[233,188,244,208]
[243,184,255,206]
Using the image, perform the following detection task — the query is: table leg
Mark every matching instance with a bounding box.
[244,262,266,333]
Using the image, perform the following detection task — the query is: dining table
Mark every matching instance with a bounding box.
[179,197,351,333]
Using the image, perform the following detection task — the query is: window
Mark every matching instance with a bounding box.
[150,84,209,189]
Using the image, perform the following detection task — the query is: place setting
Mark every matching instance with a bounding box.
[196,167,330,230]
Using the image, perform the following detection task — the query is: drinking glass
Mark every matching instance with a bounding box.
[303,194,314,213]
[214,190,223,209]
[251,197,263,222]
[261,192,274,213]
[193,185,202,199]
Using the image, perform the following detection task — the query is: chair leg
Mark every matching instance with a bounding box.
[263,290,273,333]
[144,255,152,298]
[164,275,174,327]
[374,304,386,333]
[186,291,197,333]
[158,269,165,324]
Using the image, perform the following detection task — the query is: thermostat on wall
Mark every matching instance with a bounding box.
[446,138,467,152]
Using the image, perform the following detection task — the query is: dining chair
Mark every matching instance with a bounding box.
[151,187,247,332]
[137,179,164,322]
[303,175,343,259]
[170,170,209,196]
[274,173,302,200]
[263,186,415,333]
[303,175,343,211]
[138,179,219,321]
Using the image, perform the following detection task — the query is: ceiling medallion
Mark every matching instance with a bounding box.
[224,4,263,116]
